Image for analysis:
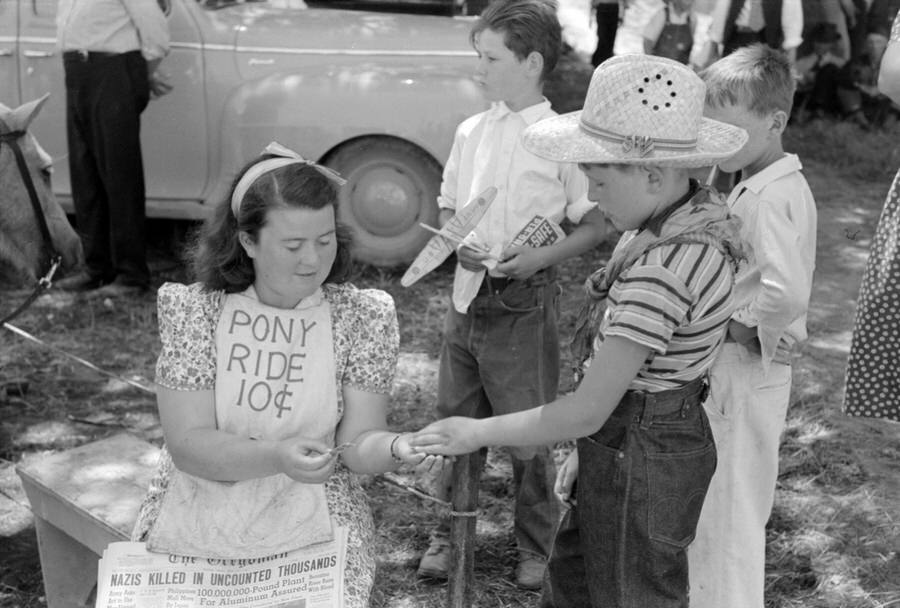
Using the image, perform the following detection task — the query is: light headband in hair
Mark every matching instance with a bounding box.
[230,142,347,217]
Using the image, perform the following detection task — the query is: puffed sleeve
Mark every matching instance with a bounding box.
[340,288,400,394]
[155,282,221,391]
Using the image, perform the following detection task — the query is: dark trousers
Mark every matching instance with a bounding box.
[723,29,767,56]
[813,63,862,115]
[433,273,562,558]
[592,3,620,67]
[541,378,717,608]
[64,50,151,286]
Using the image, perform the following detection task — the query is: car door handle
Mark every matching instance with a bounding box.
[0,48,14,57]
[23,50,55,58]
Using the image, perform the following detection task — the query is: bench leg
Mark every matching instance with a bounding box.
[32,516,98,608]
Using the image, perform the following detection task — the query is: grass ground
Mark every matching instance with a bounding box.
[2,52,900,608]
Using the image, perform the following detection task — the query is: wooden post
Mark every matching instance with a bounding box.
[447,448,485,608]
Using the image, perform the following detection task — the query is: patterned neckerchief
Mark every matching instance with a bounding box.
[570,183,747,370]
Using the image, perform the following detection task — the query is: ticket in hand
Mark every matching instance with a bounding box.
[326,442,355,457]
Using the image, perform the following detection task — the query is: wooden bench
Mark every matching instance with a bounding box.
[15,434,160,608]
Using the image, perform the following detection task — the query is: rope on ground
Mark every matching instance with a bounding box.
[379,471,452,508]
[3,322,156,394]
[379,471,479,518]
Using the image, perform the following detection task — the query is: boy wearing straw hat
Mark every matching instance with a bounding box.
[411,54,749,607]
[689,44,817,608]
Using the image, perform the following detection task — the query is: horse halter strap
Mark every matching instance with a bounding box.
[0,130,62,326]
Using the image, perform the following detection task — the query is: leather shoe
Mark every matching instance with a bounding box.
[417,536,450,580]
[54,271,111,292]
[92,277,151,297]
[515,555,546,590]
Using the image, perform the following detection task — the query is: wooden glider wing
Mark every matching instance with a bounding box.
[400,186,498,287]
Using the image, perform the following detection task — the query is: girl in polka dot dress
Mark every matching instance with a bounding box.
[844,13,900,421]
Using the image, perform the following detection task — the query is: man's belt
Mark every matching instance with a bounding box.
[62,50,123,62]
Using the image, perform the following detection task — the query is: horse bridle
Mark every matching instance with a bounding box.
[0,129,63,326]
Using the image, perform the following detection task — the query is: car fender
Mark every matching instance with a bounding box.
[206,62,485,206]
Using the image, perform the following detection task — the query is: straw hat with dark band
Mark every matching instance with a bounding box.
[523,54,748,168]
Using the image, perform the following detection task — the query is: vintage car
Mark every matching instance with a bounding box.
[1,0,487,266]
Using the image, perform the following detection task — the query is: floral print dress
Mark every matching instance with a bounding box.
[131,281,400,606]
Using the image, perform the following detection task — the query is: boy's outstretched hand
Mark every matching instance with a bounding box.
[391,433,445,468]
[409,417,482,456]
[496,245,545,280]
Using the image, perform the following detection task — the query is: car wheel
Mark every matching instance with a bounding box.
[326,137,442,267]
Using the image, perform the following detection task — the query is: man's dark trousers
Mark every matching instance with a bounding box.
[64,50,151,287]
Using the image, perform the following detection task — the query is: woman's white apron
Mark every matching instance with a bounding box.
[147,287,339,559]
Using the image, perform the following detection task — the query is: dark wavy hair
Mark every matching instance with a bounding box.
[189,156,353,292]
[470,0,561,82]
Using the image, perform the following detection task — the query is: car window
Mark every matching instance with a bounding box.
[197,0,469,15]
[306,0,463,15]
[200,0,304,10]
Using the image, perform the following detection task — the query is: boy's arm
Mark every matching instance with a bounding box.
[121,0,170,62]
[866,0,891,39]
[497,162,607,279]
[700,0,730,65]
[440,204,490,272]
[496,207,609,280]
[781,0,804,63]
[436,123,467,228]
[437,120,492,272]
[643,9,666,54]
[735,196,813,360]
[877,21,900,104]
[410,335,651,454]
[726,319,761,354]
[412,257,700,453]
[437,208,455,229]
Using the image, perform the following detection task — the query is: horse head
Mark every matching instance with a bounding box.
[0,95,83,288]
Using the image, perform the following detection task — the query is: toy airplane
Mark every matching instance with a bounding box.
[416,223,499,259]
[400,186,498,287]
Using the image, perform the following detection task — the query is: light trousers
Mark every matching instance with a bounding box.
[688,343,792,608]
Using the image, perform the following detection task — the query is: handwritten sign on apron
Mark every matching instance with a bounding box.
[147,288,339,559]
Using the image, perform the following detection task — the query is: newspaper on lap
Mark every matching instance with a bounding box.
[95,527,348,608]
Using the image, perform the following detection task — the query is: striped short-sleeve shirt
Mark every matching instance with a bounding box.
[596,239,735,392]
